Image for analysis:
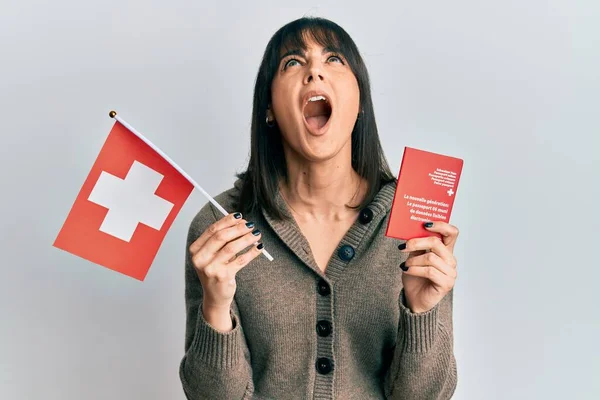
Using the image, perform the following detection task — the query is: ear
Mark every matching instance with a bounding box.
[266,106,275,120]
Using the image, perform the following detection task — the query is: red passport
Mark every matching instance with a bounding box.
[386,147,464,240]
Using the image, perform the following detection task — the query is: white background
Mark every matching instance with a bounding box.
[1,1,598,399]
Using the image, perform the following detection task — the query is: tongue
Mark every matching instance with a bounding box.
[306,115,329,130]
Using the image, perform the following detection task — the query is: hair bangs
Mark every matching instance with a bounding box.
[280,24,342,56]
[267,19,358,82]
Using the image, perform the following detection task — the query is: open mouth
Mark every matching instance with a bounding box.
[303,95,332,132]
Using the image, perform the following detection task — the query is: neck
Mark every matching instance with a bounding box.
[280,146,367,222]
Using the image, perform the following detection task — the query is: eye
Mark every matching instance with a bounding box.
[327,54,344,64]
[283,58,301,70]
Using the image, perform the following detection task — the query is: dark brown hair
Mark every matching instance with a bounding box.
[235,16,395,219]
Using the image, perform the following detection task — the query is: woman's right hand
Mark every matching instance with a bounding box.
[188,212,263,324]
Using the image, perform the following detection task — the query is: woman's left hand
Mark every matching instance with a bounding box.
[398,222,459,313]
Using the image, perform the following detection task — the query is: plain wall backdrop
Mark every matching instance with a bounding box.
[1,1,598,399]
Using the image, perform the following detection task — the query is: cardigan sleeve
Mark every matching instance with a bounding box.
[178,203,254,400]
[383,288,458,400]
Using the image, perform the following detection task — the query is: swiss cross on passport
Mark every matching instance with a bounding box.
[386,147,464,240]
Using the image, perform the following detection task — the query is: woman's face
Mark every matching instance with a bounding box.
[270,36,360,162]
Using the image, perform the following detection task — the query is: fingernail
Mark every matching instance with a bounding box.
[400,262,409,271]
[245,222,254,229]
[398,243,406,251]
[257,243,264,250]
[252,229,261,236]
[423,222,434,228]
[233,212,242,219]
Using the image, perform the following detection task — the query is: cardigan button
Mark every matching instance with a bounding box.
[338,244,355,261]
[316,357,333,374]
[317,279,331,296]
[359,207,374,224]
[316,320,332,337]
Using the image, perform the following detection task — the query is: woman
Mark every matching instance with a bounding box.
[179,17,459,400]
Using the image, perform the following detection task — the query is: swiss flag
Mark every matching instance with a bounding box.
[54,120,194,280]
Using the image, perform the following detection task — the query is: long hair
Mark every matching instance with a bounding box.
[235,17,395,220]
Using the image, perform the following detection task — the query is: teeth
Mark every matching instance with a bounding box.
[308,95,327,102]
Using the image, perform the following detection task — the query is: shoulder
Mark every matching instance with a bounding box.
[186,178,243,241]
[370,178,397,214]
[379,178,397,193]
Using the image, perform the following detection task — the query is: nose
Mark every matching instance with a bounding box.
[304,64,324,84]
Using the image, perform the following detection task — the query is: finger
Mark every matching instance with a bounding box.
[191,220,258,268]
[403,251,457,279]
[423,221,459,251]
[401,265,455,292]
[213,228,263,265]
[400,236,455,267]
[189,212,245,254]
[228,242,265,274]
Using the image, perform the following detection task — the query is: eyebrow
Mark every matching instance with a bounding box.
[278,46,342,63]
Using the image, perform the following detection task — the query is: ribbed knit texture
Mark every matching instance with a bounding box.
[193,309,241,369]
[179,179,457,399]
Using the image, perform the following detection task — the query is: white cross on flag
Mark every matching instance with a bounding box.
[54,118,194,280]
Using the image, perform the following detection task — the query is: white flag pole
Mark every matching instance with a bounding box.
[109,110,274,261]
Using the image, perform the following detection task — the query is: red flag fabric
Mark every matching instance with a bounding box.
[54,121,194,280]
